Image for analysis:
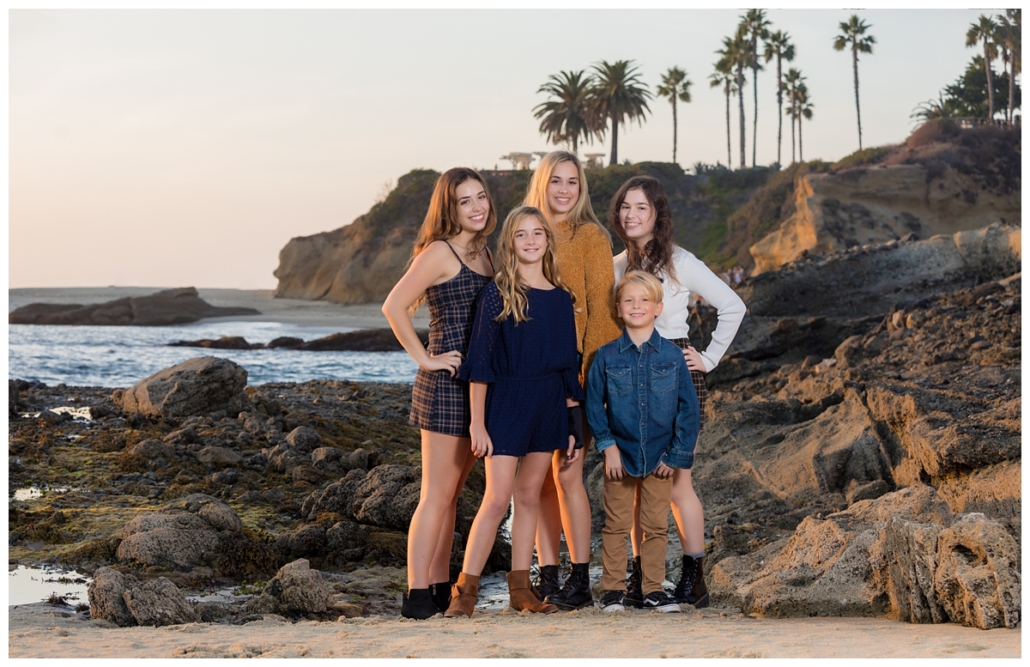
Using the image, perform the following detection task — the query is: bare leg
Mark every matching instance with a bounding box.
[428,445,477,584]
[510,452,556,570]
[669,468,705,554]
[461,456,520,576]
[407,430,474,589]
[553,448,591,562]
[535,467,563,566]
[630,484,642,557]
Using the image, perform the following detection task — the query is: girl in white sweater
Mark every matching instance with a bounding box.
[609,175,745,609]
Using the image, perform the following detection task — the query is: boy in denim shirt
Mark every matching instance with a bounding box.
[586,271,700,613]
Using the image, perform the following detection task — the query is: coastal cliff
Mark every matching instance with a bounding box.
[749,121,1020,274]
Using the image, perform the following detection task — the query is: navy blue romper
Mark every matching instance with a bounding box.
[458,282,585,457]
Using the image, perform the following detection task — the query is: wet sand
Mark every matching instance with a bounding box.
[7,602,1020,659]
[7,287,428,328]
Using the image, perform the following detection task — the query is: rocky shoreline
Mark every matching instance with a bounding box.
[8,225,1022,632]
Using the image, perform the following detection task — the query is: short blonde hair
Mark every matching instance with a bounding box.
[615,270,664,304]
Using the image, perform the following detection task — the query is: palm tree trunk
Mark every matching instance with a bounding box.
[799,114,804,162]
[852,49,863,150]
[609,115,620,166]
[725,88,732,167]
[1008,57,1015,126]
[752,62,759,167]
[572,134,578,155]
[791,107,796,164]
[672,98,679,164]
[737,66,747,169]
[984,43,996,122]
[776,57,783,166]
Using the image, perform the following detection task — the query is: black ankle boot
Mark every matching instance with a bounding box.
[546,562,593,610]
[401,588,440,619]
[624,556,643,609]
[672,555,710,608]
[533,565,561,600]
[429,582,451,613]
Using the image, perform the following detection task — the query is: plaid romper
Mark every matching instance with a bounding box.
[409,242,491,437]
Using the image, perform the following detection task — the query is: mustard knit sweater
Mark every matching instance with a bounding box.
[553,220,622,383]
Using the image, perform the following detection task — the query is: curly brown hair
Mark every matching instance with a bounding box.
[608,175,678,284]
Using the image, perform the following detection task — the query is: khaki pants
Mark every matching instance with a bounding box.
[601,472,673,594]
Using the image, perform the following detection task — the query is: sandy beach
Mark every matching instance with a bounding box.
[7,287,428,329]
[7,601,1020,659]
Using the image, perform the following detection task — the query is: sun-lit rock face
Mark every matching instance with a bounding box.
[749,163,1021,274]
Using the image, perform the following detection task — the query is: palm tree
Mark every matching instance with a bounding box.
[793,84,814,162]
[834,14,876,150]
[718,28,751,169]
[782,68,805,164]
[741,9,771,167]
[709,61,739,168]
[911,93,957,122]
[996,10,1021,124]
[589,60,653,166]
[966,14,1000,122]
[533,70,601,154]
[764,30,795,166]
[656,67,692,165]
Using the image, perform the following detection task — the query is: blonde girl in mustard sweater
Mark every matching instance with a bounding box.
[521,151,621,609]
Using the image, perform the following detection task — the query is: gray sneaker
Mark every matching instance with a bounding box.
[642,590,681,613]
[600,590,626,613]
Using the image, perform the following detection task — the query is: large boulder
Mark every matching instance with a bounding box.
[120,357,251,419]
[122,577,199,627]
[932,514,1021,629]
[242,559,333,617]
[9,287,259,325]
[115,494,244,570]
[88,567,197,627]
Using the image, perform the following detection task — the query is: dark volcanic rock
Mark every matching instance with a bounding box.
[120,357,251,419]
[9,287,260,326]
[298,329,427,352]
[168,336,257,350]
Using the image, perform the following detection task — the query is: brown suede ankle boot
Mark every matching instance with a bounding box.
[507,570,558,614]
[443,572,480,618]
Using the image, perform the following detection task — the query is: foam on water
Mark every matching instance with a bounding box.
[9,321,419,386]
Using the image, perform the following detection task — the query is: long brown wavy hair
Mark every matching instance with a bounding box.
[493,206,573,325]
[609,175,678,285]
[412,167,497,261]
[409,168,497,311]
[522,151,610,242]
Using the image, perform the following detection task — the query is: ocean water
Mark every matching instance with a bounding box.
[8,321,419,388]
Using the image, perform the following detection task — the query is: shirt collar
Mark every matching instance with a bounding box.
[617,327,664,353]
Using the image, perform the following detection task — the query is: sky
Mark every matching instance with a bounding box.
[8,6,1008,290]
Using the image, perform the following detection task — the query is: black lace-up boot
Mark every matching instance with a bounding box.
[546,562,593,610]
[672,554,709,608]
[624,556,643,609]
[533,564,561,601]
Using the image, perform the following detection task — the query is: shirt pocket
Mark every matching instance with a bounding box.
[650,363,678,394]
[606,366,633,397]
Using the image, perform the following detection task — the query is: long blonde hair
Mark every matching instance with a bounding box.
[493,206,574,324]
[522,151,610,242]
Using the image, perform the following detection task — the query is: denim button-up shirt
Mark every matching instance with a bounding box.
[586,328,700,477]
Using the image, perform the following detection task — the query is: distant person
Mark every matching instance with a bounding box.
[382,167,496,620]
[521,151,621,610]
[444,206,584,617]
[610,175,745,609]
[587,270,700,613]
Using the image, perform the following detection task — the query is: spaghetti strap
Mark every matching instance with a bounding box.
[484,246,495,271]
[443,241,463,262]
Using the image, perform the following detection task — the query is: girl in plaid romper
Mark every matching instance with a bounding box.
[610,175,746,609]
[383,168,496,620]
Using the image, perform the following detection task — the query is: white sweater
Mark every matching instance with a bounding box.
[614,246,746,373]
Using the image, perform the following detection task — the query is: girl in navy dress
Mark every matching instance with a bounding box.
[383,168,496,620]
[443,206,585,617]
